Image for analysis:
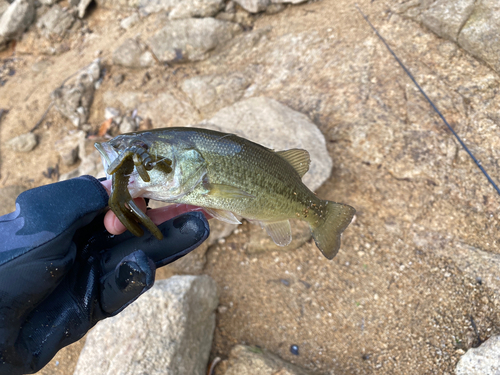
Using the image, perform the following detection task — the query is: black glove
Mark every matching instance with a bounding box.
[0,175,210,374]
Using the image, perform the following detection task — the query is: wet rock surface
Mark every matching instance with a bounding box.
[73,276,218,375]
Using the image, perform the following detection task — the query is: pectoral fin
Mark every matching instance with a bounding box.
[204,208,242,224]
[203,181,255,199]
[261,220,292,246]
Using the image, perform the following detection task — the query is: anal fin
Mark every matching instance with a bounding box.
[261,220,292,246]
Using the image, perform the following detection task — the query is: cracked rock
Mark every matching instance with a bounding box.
[458,0,500,73]
[420,0,475,42]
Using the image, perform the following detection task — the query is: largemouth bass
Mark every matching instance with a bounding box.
[95,127,355,259]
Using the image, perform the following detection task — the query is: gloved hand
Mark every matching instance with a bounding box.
[0,175,210,375]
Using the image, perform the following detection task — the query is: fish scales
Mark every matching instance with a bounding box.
[96,127,355,259]
[165,129,319,222]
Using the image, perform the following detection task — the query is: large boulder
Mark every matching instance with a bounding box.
[73,276,219,375]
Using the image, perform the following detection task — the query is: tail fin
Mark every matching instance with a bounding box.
[310,201,355,259]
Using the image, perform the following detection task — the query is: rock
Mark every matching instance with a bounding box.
[112,73,125,86]
[104,107,120,120]
[268,0,305,4]
[59,149,105,180]
[265,3,284,14]
[148,18,241,63]
[36,4,75,41]
[51,59,101,127]
[217,345,316,375]
[232,0,267,13]
[199,97,332,191]
[7,132,37,152]
[77,0,92,17]
[169,0,224,19]
[112,38,155,68]
[95,0,140,9]
[0,0,35,42]
[397,0,500,74]
[427,236,500,298]
[158,242,209,278]
[0,0,9,17]
[456,336,500,375]
[181,71,251,114]
[119,115,137,133]
[137,91,199,128]
[207,219,238,246]
[246,220,311,254]
[139,0,223,17]
[420,0,475,42]
[73,276,218,375]
[458,0,500,73]
[54,130,85,166]
[139,0,178,14]
[31,58,52,73]
[0,185,27,216]
[119,12,139,29]
[103,90,142,109]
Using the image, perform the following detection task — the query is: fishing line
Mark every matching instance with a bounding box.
[355,4,500,198]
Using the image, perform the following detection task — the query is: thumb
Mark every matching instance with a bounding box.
[100,250,155,316]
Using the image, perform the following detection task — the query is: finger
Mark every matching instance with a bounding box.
[100,179,112,193]
[100,212,210,271]
[100,250,155,315]
[147,204,212,225]
[104,197,147,235]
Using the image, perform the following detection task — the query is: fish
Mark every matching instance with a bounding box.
[95,127,356,259]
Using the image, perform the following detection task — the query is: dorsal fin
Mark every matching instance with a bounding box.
[276,149,311,178]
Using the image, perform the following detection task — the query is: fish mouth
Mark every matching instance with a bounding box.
[95,142,119,179]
